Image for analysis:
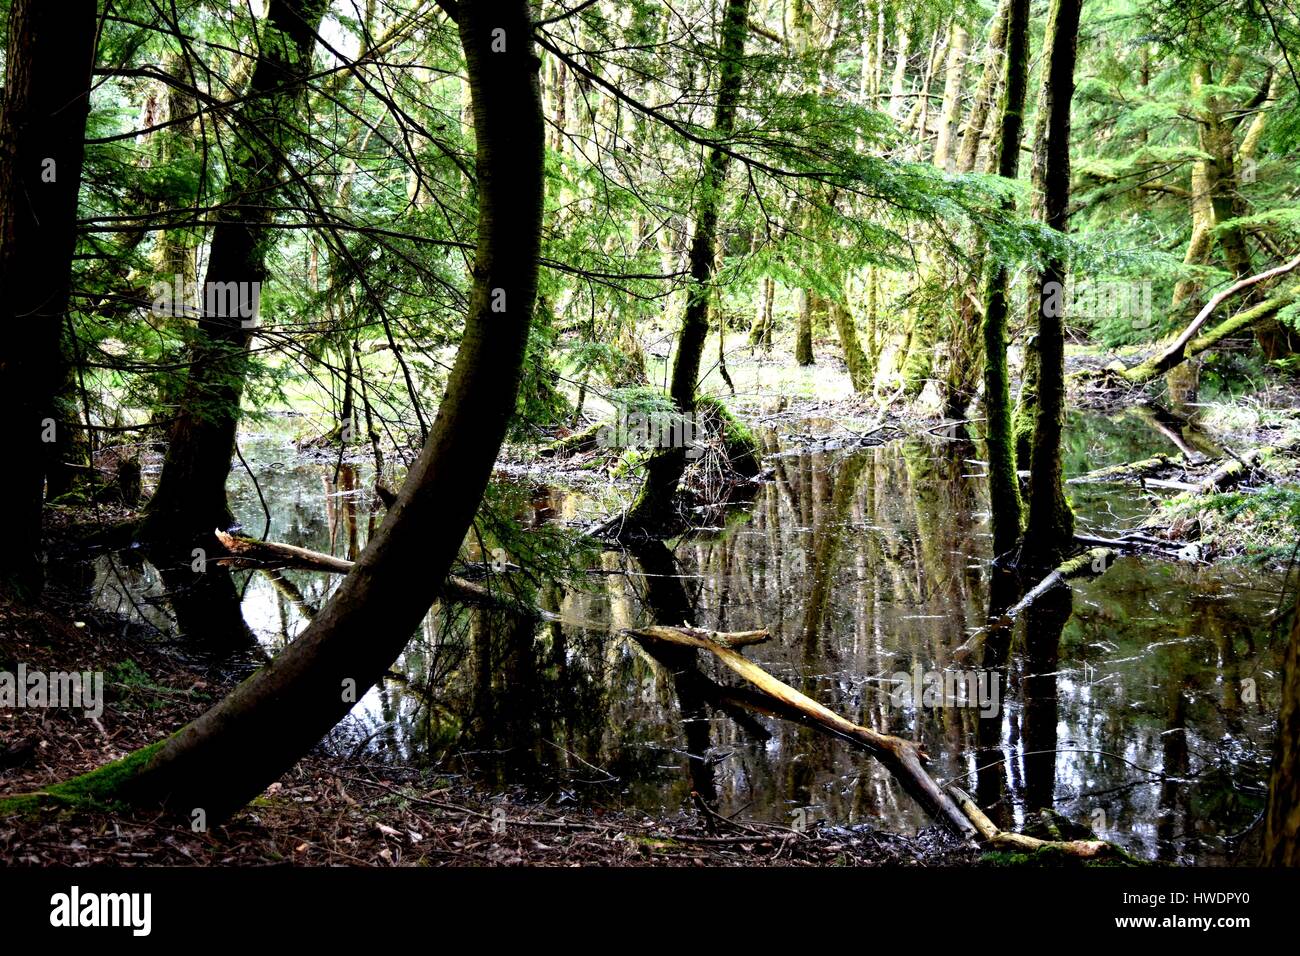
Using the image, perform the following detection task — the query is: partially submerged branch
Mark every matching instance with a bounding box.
[1005,547,1115,619]
[626,625,978,837]
[628,624,1134,859]
[212,534,1132,858]
[1067,453,1181,484]
[956,546,1116,663]
[213,531,549,621]
[947,786,1117,858]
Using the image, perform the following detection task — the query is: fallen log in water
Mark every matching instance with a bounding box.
[1067,453,1183,484]
[627,626,1129,857]
[626,625,977,838]
[216,530,354,573]
[216,533,1125,857]
[947,786,1115,858]
[214,531,549,621]
[1004,547,1115,620]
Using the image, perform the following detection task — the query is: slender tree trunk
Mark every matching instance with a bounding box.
[888,24,912,120]
[932,25,969,172]
[956,0,1010,174]
[624,0,749,531]
[54,0,547,822]
[980,0,1030,561]
[750,274,775,348]
[792,0,817,368]
[906,26,947,150]
[147,51,202,429]
[942,0,1011,415]
[832,300,871,391]
[908,20,969,402]
[0,0,99,600]
[1022,0,1082,572]
[139,0,329,545]
[795,288,815,365]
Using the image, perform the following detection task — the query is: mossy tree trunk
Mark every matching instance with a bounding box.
[795,287,816,365]
[941,1,1011,416]
[624,0,749,531]
[902,307,936,397]
[979,0,1030,561]
[0,0,99,600]
[1021,0,1082,572]
[831,300,871,392]
[49,0,547,822]
[932,25,969,173]
[956,0,1010,174]
[139,0,330,546]
[1012,0,1054,463]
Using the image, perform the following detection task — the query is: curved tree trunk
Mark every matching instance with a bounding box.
[1021,0,1082,572]
[47,0,546,823]
[0,0,99,600]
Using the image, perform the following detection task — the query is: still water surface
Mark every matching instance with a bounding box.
[91,409,1286,864]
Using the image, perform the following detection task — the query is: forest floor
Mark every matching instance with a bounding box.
[0,587,977,867]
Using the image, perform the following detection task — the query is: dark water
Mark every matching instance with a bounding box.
[90,409,1288,864]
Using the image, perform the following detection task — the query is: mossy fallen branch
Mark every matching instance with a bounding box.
[947,786,1135,860]
[536,420,606,458]
[1004,547,1115,619]
[1120,269,1299,384]
[1067,453,1182,484]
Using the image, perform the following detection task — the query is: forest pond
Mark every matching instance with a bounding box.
[87,410,1286,865]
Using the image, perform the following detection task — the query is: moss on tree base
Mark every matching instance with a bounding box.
[0,739,165,817]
